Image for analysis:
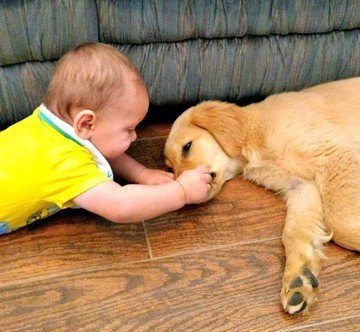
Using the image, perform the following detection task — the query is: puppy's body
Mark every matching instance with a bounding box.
[240,78,360,247]
[165,77,360,315]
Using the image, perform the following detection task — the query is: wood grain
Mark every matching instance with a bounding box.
[287,316,360,331]
[2,123,359,331]
[127,137,168,170]
[0,209,149,285]
[1,240,359,331]
[136,123,172,140]
[146,176,286,257]
[128,136,287,258]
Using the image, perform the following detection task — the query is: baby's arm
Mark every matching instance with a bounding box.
[72,167,211,223]
[108,154,173,185]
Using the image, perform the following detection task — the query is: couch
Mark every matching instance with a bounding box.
[0,0,359,129]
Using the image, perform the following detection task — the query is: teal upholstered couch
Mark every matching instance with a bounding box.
[0,0,359,129]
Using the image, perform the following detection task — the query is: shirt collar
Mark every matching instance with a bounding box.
[38,104,113,180]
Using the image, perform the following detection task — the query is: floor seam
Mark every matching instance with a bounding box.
[135,135,168,142]
[0,236,281,289]
[149,235,282,261]
[277,313,360,331]
[0,237,281,290]
[142,220,154,260]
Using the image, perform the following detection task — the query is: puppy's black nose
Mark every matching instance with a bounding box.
[165,166,173,173]
[210,172,216,179]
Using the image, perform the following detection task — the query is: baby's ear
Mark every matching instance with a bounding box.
[190,101,245,158]
[73,110,97,139]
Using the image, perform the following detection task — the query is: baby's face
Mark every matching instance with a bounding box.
[91,82,149,159]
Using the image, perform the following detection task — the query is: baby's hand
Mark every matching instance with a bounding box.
[138,168,174,185]
[176,166,212,204]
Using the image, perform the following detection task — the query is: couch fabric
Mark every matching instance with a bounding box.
[0,0,359,129]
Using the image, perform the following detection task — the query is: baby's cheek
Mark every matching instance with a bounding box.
[119,139,132,153]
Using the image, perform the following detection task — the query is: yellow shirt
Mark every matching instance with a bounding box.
[0,105,112,234]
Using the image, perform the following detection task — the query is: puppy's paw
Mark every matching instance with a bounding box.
[281,267,319,315]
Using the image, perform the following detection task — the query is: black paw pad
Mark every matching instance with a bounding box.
[289,292,304,306]
[289,276,303,289]
[293,301,307,314]
[303,267,319,288]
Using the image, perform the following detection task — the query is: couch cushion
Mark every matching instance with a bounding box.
[116,30,359,105]
[1,29,358,129]
[0,0,98,66]
[0,61,54,127]
[98,0,360,44]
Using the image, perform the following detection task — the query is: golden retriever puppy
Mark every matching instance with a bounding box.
[164,77,360,315]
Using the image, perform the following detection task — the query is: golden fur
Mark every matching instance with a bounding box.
[164,77,360,315]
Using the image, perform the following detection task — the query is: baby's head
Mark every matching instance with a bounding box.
[43,42,149,159]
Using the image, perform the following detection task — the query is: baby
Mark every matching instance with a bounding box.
[0,42,212,235]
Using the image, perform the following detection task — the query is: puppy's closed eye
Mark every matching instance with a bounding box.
[182,141,192,157]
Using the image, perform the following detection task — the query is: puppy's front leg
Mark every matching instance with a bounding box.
[281,181,332,315]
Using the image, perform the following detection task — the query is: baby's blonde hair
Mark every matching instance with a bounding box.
[43,42,143,117]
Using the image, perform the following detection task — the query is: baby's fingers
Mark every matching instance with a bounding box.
[196,166,210,174]
[202,173,212,183]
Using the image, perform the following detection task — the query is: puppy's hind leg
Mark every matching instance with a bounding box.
[318,162,360,252]
[280,181,332,315]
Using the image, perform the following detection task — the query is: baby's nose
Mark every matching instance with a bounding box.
[132,131,137,141]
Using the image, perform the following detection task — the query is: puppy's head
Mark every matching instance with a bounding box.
[165,101,243,199]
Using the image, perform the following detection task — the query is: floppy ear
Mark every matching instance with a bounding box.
[190,101,245,158]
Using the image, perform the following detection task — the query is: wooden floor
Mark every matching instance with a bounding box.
[1,122,360,331]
